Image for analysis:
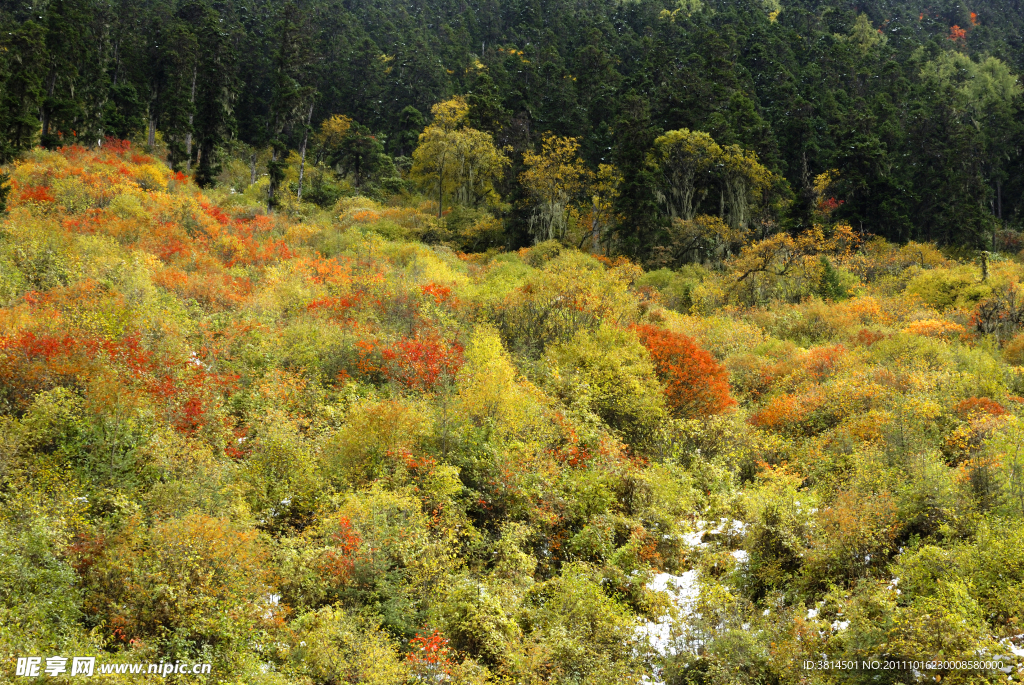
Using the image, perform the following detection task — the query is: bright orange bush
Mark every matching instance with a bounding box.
[632,324,735,418]
[903,319,966,340]
[804,344,846,380]
[748,394,804,432]
[954,397,1008,419]
[407,628,455,679]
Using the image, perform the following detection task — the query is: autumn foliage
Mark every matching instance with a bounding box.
[7,141,1024,684]
[631,324,735,418]
[954,397,1008,419]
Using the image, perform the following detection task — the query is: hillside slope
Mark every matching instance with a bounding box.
[3,143,1024,683]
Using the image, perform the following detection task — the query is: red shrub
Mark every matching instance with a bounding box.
[853,328,885,347]
[19,185,55,204]
[319,516,361,581]
[102,137,133,155]
[306,294,364,320]
[407,629,454,677]
[632,324,735,418]
[420,282,456,305]
[379,334,464,393]
[954,397,1008,419]
[199,201,230,225]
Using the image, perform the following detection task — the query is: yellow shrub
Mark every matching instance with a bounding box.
[108,191,148,220]
[133,163,168,191]
[902,318,966,340]
[905,267,991,310]
[319,398,432,485]
[1004,332,1024,365]
[52,176,94,213]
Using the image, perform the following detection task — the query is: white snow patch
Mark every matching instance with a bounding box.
[262,593,281,620]
[681,530,705,547]
[638,571,700,657]
[999,634,1024,659]
[682,518,749,549]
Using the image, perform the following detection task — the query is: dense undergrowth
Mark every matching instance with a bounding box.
[3,142,1024,684]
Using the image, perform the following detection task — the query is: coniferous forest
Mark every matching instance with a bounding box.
[7,0,1024,683]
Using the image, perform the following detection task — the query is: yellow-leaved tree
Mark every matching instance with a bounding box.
[648,128,722,222]
[575,163,622,253]
[314,114,354,163]
[649,128,779,232]
[520,133,592,243]
[411,97,510,218]
[721,144,776,231]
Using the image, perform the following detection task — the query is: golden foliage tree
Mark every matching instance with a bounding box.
[648,128,721,222]
[580,163,621,253]
[411,97,510,218]
[520,134,592,243]
[314,114,354,161]
[649,128,779,231]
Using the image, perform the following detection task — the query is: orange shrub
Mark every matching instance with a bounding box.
[632,324,735,418]
[352,210,381,223]
[748,394,804,432]
[903,318,966,340]
[1004,332,1024,365]
[953,397,1008,419]
[804,344,846,380]
[823,296,889,329]
[852,328,886,347]
[748,391,825,434]
[318,516,362,582]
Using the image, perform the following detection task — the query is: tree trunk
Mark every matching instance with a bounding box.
[185,65,197,174]
[250,150,257,186]
[40,69,57,138]
[437,157,446,219]
[296,102,315,200]
[267,148,277,213]
[112,39,121,87]
[147,84,158,148]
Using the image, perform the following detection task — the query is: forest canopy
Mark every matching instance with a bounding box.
[3,0,1024,253]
